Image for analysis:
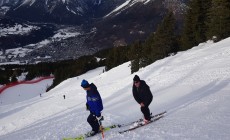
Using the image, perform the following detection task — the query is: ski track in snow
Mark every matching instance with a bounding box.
[0,38,230,140]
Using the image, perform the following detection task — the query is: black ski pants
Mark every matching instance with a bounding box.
[141,106,151,120]
[87,113,100,132]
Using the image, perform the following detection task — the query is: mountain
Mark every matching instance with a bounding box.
[0,0,19,16]
[0,38,230,139]
[5,0,188,24]
[0,17,56,50]
[90,0,188,49]
[5,0,126,24]
[0,0,19,7]
[0,0,189,64]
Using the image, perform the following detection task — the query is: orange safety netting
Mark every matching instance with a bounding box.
[0,76,54,94]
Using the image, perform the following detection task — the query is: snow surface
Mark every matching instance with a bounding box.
[0,37,230,140]
[0,78,53,105]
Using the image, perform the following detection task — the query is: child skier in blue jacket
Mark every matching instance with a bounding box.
[81,79,103,136]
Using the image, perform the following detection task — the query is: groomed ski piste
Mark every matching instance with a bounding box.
[0,37,230,140]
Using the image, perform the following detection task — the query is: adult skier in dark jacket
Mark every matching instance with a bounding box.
[81,79,103,136]
[132,75,153,123]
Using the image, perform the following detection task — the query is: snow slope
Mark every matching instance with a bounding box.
[0,38,230,140]
[0,77,54,105]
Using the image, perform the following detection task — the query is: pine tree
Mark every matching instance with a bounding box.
[206,0,230,41]
[181,5,195,50]
[181,0,211,50]
[11,75,17,83]
[193,0,211,43]
[129,41,142,73]
[0,69,10,84]
[105,46,129,71]
[131,59,140,74]
[151,11,176,58]
[140,40,153,68]
[105,50,115,71]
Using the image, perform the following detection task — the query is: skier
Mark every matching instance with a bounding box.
[132,75,153,123]
[81,79,104,136]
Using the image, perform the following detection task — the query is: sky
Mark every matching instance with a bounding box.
[0,37,230,140]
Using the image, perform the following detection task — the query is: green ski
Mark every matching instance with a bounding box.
[63,125,116,140]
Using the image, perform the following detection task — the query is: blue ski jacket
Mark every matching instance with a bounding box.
[86,83,103,117]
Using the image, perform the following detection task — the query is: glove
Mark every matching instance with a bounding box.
[96,115,104,122]
[86,103,89,111]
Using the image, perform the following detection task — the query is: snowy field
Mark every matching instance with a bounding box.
[0,38,230,140]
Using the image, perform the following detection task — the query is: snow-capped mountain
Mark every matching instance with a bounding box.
[0,0,19,15]
[5,0,188,24]
[0,0,19,6]
[0,0,189,64]
[89,0,188,49]
[106,0,187,18]
[5,0,126,24]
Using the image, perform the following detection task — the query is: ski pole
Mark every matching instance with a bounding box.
[97,116,104,139]
[100,125,104,139]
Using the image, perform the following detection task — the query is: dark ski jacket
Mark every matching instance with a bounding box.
[86,83,103,117]
[132,80,153,106]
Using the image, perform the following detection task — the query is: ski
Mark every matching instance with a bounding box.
[115,111,166,128]
[119,115,165,134]
[63,125,117,140]
[63,111,166,139]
